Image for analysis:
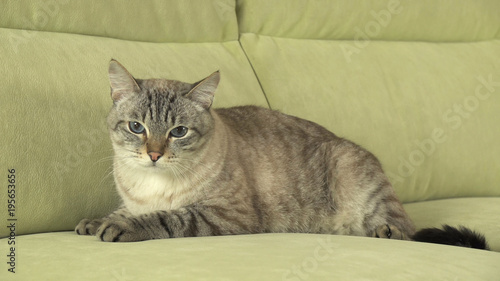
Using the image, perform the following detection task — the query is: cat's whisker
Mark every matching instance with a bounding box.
[175,162,206,184]
[175,157,216,174]
[94,156,115,164]
[93,157,139,190]
[171,162,213,199]
[170,163,211,198]
[169,160,199,178]
[168,163,185,184]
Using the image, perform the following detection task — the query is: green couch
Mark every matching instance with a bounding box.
[1,0,499,280]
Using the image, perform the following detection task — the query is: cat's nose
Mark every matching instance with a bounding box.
[148,152,163,162]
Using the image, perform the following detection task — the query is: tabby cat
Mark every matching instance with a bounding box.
[75,60,487,249]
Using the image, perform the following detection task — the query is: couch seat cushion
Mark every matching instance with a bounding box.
[4,231,499,281]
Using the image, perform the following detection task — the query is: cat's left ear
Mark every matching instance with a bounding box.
[108,59,141,102]
[186,71,220,109]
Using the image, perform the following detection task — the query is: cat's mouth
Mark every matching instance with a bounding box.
[132,159,163,170]
[148,161,161,168]
[145,160,173,170]
[129,156,179,171]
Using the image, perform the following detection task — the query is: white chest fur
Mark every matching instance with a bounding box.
[114,167,196,216]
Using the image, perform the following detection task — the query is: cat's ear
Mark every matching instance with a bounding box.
[186,71,220,109]
[108,59,141,102]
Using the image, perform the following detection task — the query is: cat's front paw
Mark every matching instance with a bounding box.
[96,220,145,242]
[75,218,104,235]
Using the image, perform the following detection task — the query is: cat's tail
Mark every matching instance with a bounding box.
[412,225,489,250]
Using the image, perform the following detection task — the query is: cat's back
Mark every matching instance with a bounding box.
[214,105,336,144]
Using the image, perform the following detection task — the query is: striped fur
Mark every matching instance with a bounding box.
[75,60,416,242]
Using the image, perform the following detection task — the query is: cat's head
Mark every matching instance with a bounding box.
[106,59,220,173]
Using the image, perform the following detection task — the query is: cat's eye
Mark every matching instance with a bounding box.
[170,126,188,138]
[128,121,145,134]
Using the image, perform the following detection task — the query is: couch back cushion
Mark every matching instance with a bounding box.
[1,0,238,43]
[0,0,268,237]
[237,0,500,42]
[237,0,500,203]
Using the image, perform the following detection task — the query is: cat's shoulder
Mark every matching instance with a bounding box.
[214,105,296,123]
[214,105,335,139]
[215,105,271,115]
